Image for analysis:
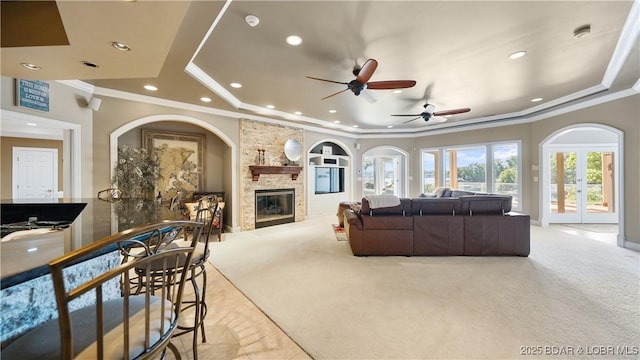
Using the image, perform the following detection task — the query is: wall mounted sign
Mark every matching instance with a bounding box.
[16,79,50,112]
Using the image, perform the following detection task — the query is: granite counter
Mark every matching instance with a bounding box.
[0,198,185,344]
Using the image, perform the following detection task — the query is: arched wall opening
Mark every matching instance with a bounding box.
[539,123,624,246]
[361,146,409,198]
[109,114,238,232]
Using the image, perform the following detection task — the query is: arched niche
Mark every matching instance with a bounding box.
[307,140,351,217]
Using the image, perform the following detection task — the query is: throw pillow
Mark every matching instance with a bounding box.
[434,187,451,198]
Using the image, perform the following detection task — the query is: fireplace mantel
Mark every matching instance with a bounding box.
[249,165,303,181]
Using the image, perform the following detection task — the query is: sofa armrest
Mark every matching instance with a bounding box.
[344,209,363,230]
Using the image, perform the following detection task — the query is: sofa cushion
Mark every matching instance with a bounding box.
[361,197,411,216]
[361,215,413,230]
[459,195,512,215]
[410,198,461,215]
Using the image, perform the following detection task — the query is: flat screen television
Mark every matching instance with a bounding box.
[315,167,344,194]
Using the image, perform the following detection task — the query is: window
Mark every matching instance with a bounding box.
[445,146,486,192]
[421,141,521,210]
[493,143,519,208]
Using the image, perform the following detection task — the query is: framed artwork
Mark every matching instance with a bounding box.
[142,129,206,199]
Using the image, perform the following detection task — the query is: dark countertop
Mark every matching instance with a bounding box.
[0,198,186,288]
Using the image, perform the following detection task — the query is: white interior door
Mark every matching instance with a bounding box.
[13,147,58,199]
[546,146,617,224]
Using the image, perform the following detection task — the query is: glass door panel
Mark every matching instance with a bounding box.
[381,157,399,196]
[549,151,579,221]
[362,156,375,196]
[582,150,616,223]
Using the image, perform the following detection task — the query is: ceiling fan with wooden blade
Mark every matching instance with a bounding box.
[392,104,470,124]
[306,58,416,102]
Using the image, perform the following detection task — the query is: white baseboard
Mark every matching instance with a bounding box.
[623,240,640,252]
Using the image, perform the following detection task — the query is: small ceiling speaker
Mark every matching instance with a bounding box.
[88,97,102,111]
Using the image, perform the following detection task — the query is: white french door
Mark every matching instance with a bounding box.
[362,154,403,197]
[545,146,617,224]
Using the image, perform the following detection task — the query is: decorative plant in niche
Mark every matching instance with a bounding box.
[111,145,160,199]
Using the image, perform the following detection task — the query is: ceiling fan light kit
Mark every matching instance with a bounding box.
[392,104,471,125]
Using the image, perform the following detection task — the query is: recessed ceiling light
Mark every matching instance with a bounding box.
[509,51,527,60]
[200,97,212,102]
[112,42,131,51]
[329,109,337,113]
[144,84,158,91]
[245,15,260,27]
[27,122,37,126]
[352,125,359,128]
[333,120,340,124]
[393,90,402,94]
[573,24,591,39]
[387,125,393,128]
[21,63,40,70]
[531,97,543,102]
[266,105,275,109]
[82,61,98,68]
[294,111,302,115]
[230,82,242,88]
[285,35,303,46]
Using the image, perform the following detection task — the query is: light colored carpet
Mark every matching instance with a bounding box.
[561,223,619,233]
[210,215,639,359]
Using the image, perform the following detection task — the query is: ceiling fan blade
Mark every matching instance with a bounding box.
[306,76,348,85]
[366,80,417,90]
[433,107,471,116]
[321,88,349,100]
[403,116,421,124]
[391,114,421,117]
[355,58,378,84]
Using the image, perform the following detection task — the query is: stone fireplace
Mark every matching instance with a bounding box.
[240,119,305,230]
[255,188,295,228]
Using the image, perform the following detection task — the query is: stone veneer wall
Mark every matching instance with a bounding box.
[240,119,305,230]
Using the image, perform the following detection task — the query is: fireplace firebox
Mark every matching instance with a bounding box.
[255,188,295,228]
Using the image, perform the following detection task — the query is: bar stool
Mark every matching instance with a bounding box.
[172,203,215,359]
[131,197,215,359]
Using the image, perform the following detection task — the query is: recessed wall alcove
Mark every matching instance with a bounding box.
[109,115,237,232]
[307,140,352,217]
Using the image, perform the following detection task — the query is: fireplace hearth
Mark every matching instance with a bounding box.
[255,188,295,228]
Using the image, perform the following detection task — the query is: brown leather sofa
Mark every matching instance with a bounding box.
[343,192,530,257]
